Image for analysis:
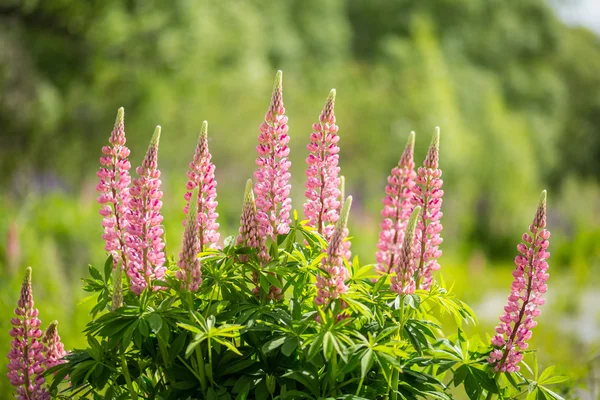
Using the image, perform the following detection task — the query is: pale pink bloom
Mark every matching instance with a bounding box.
[303,89,341,241]
[489,191,550,373]
[42,321,67,370]
[125,127,166,295]
[315,196,353,316]
[176,188,202,292]
[376,132,416,275]
[236,180,282,300]
[183,121,220,251]
[7,268,49,400]
[254,71,292,239]
[411,128,443,290]
[96,108,132,270]
[390,206,421,295]
[236,180,268,263]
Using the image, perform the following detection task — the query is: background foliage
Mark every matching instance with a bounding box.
[1,0,599,397]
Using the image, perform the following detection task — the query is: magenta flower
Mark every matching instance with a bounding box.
[303,89,341,241]
[42,321,67,371]
[411,128,443,290]
[315,196,353,311]
[96,108,132,270]
[254,71,292,239]
[125,127,166,295]
[176,188,202,292]
[183,121,220,251]
[7,267,49,400]
[376,132,416,275]
[489,191,550,373]
[390,206,421,295]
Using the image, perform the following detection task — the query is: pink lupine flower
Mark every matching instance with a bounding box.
[236,180,282,300]
[315,196,353,312]
[96,108,132,270]
[126,127,166,295]
[183,121,220,251]
[304,89,341,241]
[254,71,292,239]
[489,191,550,373]
[176,188,202,292]
[7,267,49,400]
[376,132,416,275]
[411,128,443,290]
[390,206,421,295]
[236,179,267,263]
[42,321,67,370]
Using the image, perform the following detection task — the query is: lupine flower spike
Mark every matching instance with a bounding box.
[7,267,49,400]
[376,132,416,275]
[315,196,352,314]
[42,321,67,371]
[183,121,220,251]
[390,206,421,295]
[411,127,443,290]
[304,89,341,241]
[489,191,550,373]
[126,126,167,295]
[176,188,202,292]
[236,179,267,263]
[254,70,292,239]
[97,108,132,270]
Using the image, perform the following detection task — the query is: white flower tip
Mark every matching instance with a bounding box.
[328,88,336,101]
[539,190,547,207]
[116,107,125,125]
[274,70,283,89]
[151,126,161,146]
[201,121,208,137]
[431,127,440,148]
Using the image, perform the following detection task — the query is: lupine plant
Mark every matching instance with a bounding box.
[7,71,568,400]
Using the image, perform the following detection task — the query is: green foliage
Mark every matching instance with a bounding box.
[48,214,566,399]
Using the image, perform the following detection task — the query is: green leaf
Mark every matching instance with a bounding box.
[89,265,102,281]
[361,349,373,378]
[148,313,163,334]
[262,336,287,354]
[103,256,113,283]
[282,337,298,356]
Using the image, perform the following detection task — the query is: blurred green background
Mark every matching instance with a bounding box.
[1,0,599,397]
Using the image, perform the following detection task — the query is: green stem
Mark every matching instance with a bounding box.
[208,339,214,388]
[390,369,399,400]
[391,295,405,400]
[485,372,500,400]
[120,352,137,400]
[195,346,208,393]
[329,352,338,396]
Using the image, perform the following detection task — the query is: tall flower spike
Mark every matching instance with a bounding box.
[96,108,132,270]
[176,188,202,292]
[7,267,49,400]
[390,206,421,295]
[236,180,267,262]
[315,196,352,312]
[126,127,167,295]
[376,132,416,275]
[183,121,220,251]
[254,70,292,239]
[489,191,550,373]
[304,89,341,241]
[42,321,67,371]
[411,127,443,290]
